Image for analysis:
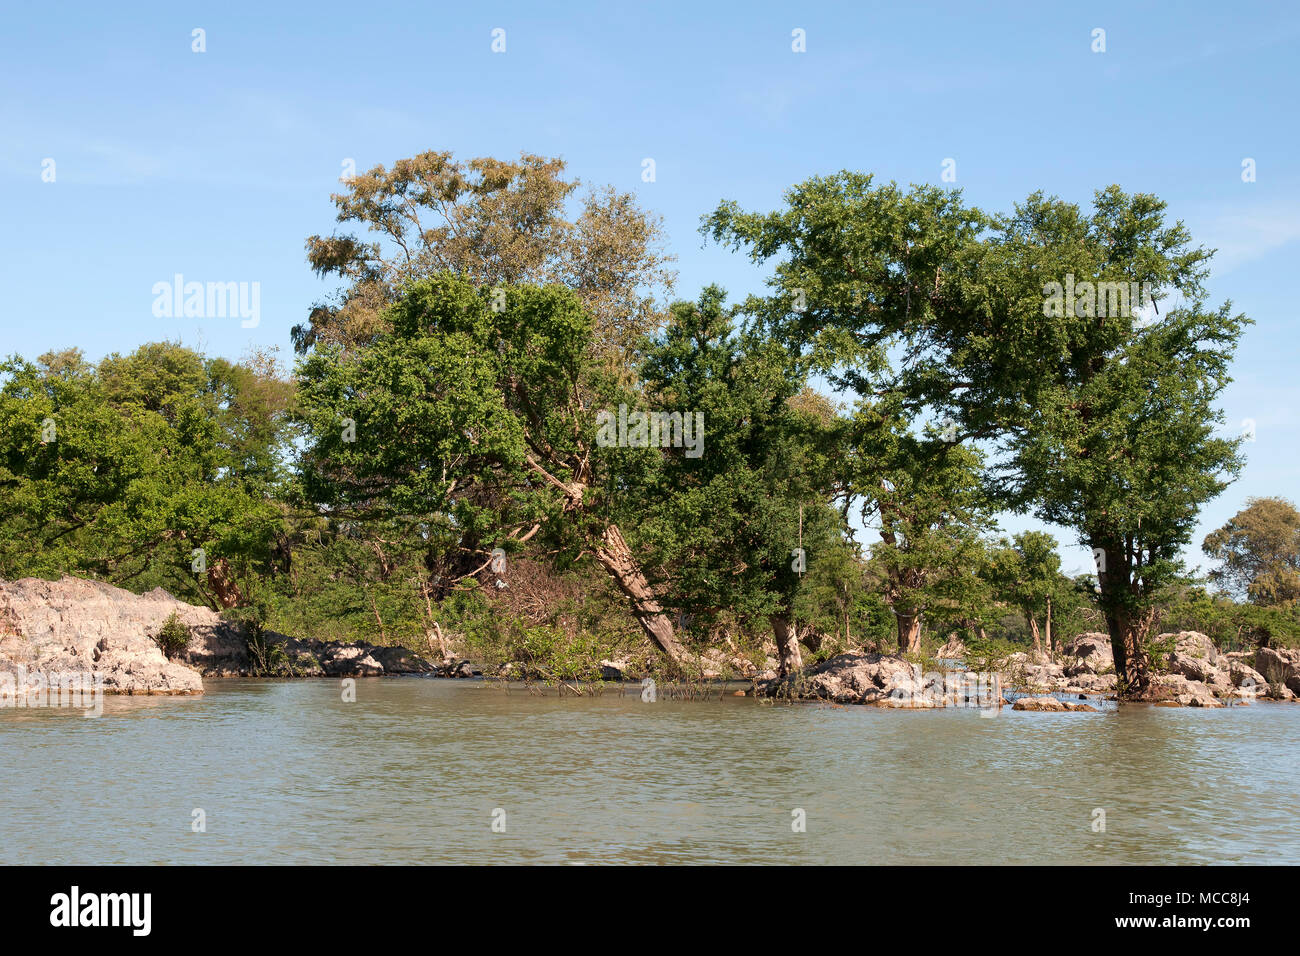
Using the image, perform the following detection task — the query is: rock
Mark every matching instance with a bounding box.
[1227,659,1270,698]
[0,576,204,695]
[761,653,927,706]
[1166,650,1232,691]
[1061,633,1114,676]
[1255,647,1300,697]
[1012,696,1098,712]
[599,658,631,681]
[1152,674,1223,708]
[0,575,438,692]
[1062,673,1118,694]
[1164,631,1220,665]
[436,659,476,678]
[935,636,966,660]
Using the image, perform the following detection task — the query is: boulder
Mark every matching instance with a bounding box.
[1061,633,1114,676]
[1164,631,1220,666]
[1255,647,1300,697]
[1012,696,1098,712]
[1166,650,1232,691]
[762,652,928,706]
[0,576,203,695]
[935,636,967,660]
[1227,659,1270,698]
[1152,674,1223,708]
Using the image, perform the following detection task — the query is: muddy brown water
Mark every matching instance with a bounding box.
[2,678,1295,864]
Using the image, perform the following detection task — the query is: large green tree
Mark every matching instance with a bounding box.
[706,174,1247,698]
[294,273,692,665]
[296,150,674,368]
[0,343,292,606]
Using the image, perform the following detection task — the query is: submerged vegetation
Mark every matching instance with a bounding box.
[2,151,1296,695]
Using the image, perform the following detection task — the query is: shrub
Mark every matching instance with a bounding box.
[155,612,190,659]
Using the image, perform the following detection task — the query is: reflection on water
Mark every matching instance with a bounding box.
[1,678,1295,864]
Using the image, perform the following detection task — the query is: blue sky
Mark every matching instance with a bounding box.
[3,0,1297,575]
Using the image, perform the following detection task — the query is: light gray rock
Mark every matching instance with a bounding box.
[0,576,203,695]
[1061,633,1114,676]
[1152,674,1223,707]
[1254,646,1300,697]
[1012,696,1098,712]
[762,652,929,706]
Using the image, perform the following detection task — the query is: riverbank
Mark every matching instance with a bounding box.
[3,575,1298,708]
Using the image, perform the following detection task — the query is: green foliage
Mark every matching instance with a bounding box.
[154,612,191,659]
[0,343,292,606]
[1203,496,1300,606]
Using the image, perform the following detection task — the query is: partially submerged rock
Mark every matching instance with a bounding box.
[761,653,1000,709]
[1151,673,1223,708]
[762,652,925,705]
[1012,696,1098,712]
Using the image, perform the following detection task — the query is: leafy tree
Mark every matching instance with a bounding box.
[630,287,840,675]
[1203,496,1300,606]
[706,175,1248,698]
[296,150,674,367]
[0,344,291,606]
[294,273,692,665]
[988,531,1065,654]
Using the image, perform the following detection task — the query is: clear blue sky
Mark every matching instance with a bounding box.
[3,0,1297,575]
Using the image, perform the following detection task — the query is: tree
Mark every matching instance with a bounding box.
[705,175,1248,698]
[1203,497,1300,606]
[294,273,691,666]
[631,287,841,676]
[988,531,1065,654]
[0,344,292,606]
[296,150,674,367]
[859,429,992,654]
[960,191,1248,698]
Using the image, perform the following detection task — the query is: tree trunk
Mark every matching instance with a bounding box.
[1095,544,1154,699]
[1105,606,1153,699]
[593,524,687,664]
[896,612,922,654]
[1029,615,1042,655]
[1044,596,1053,654]
[771,615,803,678]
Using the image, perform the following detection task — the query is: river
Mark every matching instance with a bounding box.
[2,678,1296,864]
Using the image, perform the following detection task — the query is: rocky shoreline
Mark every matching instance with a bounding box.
[3,575,1299,709]
[0,576,443,696]
[759,630,1300,709]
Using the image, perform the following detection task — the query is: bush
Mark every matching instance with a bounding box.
[155,612,190,659]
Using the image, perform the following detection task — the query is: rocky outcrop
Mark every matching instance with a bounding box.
[184,627,436,678]
[0,576,203,695]
[1151,673,1223,707]
[761,653,1001,709]
[1060,633,1114,676]
[762,653,925,705]
[1254,647,1300,698]
[1011,696,1098,712]
[0,576,438,694]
